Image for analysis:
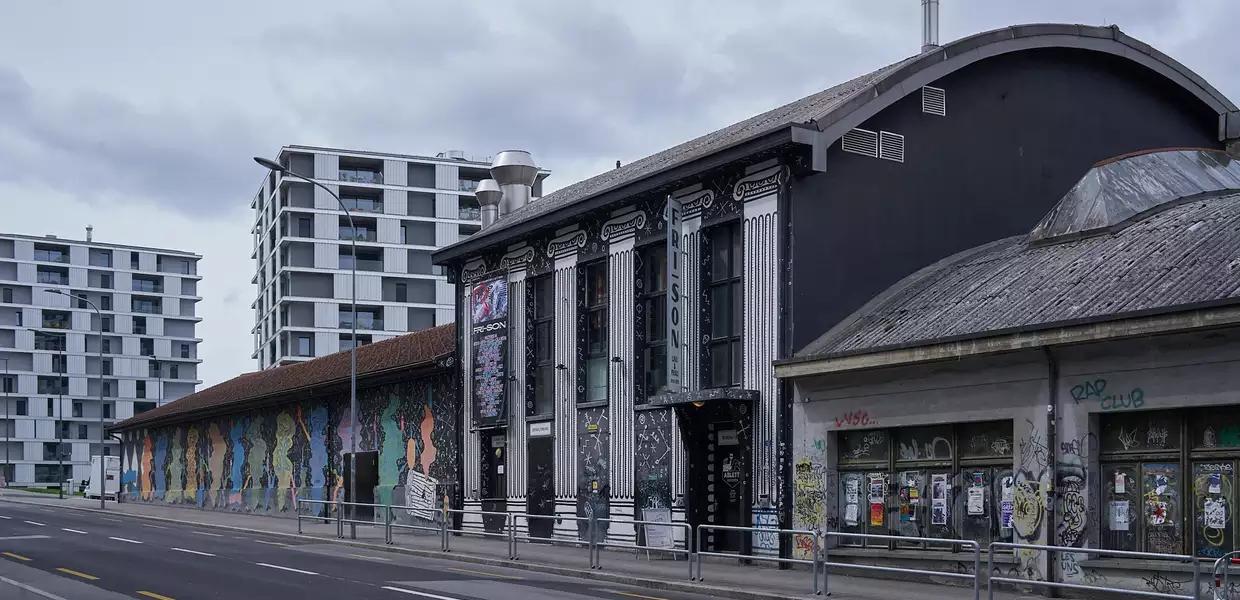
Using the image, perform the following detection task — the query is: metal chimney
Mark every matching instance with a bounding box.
[921,0,940,52]
[475,179,503,229]
[490,150,538,217]
[85,225,93,242]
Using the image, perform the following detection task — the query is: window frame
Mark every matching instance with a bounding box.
[530,275,555,417]
[582,261,609,403]
[706,222,743,389]
[638,244,668,399]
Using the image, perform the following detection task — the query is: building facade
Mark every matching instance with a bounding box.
[251,145,548,369]
[0,229,202,487]
[431,22,1240,570]
[111,324,458,522]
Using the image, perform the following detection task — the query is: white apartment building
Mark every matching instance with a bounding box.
[0,229,202,487]
[251,145,549,369]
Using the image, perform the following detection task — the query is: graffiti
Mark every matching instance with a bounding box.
[1018,421,1049,471]
[1142,573,1183,595]
[1082,569,1108,586]
[1070,378,1146,411]
[834,411,876,428]
[990,438,1012,456]
[1147,426,1169,448]
[898,437,952,461]
[1118,427,1140,451]
[793,456,831,560]
[1059,432,1098,458]
[841,431,885,460]
[128,375,457,519]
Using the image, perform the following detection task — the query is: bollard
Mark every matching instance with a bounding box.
[813,534,822,596]
[971,542,980,600]
[384,505,392,545]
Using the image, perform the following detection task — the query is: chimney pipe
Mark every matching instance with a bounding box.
[921,0,940,53]
[475,179,503,229]
[86,225,93,242]
[490,150,538,217]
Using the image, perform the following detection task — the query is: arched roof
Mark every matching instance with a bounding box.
[435,23,1239,262]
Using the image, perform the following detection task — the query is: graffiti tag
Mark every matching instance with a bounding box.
[1069,378,1145,411]
[834,411,877,428]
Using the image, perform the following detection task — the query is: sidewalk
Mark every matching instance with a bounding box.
[0,490,1037,600]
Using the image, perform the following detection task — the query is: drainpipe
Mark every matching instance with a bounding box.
[1043,347,1059,598]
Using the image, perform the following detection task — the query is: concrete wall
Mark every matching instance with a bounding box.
[790,327,1240,597]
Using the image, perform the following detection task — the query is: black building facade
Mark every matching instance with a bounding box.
[432,24,1240,559]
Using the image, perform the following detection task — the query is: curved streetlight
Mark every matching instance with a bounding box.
[253,156,359,536]
[44,289,105,509]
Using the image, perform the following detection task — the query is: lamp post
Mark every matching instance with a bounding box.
[253,156,358,536]
[45,289,105,509]
[2,357,8,489]
[146,355,161,407]
[57,336,64,500]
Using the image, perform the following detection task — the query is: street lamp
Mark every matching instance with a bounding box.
[253,156,358,537]
[1,357,9,489]
[45,289,105,509]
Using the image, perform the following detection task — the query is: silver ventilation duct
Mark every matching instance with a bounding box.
[921,0,940,52]
[490,150,539,216]
[86,225,94,242]
[475,179,503,229]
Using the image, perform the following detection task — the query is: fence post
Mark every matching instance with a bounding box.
[685,524,693,581]
[986,542,996,600]
[508,514,516,560]
[822,532,830,596]
[335,497,343,539]
[813,533,822,596]
[384,505,392,545]
[1192,557,1201,600]
[971,542,980,600]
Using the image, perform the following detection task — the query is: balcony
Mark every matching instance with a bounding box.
[338,169,383,185]
[339,313,383,331]
[458,180,480,193]
[132,300,161,314]
[459,206,481,221]
[339,227,377,242]
[132,280,163,293]
[338,257,383,272]
[341,197,383,213]
[36,271,67,285]
[41,316,70,330]
[33,249,69,264]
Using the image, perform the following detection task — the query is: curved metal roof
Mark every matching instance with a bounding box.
[434,23,1239,263]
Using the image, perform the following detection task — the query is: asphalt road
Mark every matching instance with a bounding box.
[0,501,723,600]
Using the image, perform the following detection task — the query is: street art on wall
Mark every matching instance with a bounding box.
[124,374,458,520]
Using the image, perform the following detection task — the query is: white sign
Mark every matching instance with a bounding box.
[718,430,738,446]
[643,507,675,549]
[529,422,552,437]
[491,435,507,448]
[967,487,985,516]
[1110,500,1130,531]
[665,195,683,393]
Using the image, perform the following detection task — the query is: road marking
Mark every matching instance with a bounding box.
[62,528,88,534]
[171,548,215,557]
[24,520,45,526]
[256,563,318,576]
[143,524,167,530]
[2,552,32,561]
[137,591,177,600]
[603,592,668,600]
[382,587,461,600]
[191,531,223,537]
[0,515,11,519]
[444,566,521,579]
[0,535,51,540]
[0,575,71,600]
[108,536,143,544]
[102,518,123,523]
[56,567,99,581]
[254,540,290,547]
[349,553,390,561]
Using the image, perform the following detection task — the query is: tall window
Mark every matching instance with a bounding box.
[169,364,179,379]
[583,262,608,402]
[2,288,11,303]
[709,223,743,387]
[640,246,668,398]
[136,380,146,399]
[100,295,111,311]
[15,399,27,416]
[531,276,555,416]
[1,376,12,393]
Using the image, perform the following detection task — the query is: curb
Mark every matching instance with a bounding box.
[0,496,817,600]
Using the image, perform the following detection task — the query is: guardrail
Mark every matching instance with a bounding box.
[694,524,822,596]
[385,505,443,548]
[988,542,1201,600]
[1210,551,1240,600]
[825,532,979,600]
[338,501,390,542]
[510,512,595,565]
[443,508,515,558]
[294,498,339,536]
[590,516,693,578]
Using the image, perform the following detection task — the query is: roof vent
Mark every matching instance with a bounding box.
[476,179,503,229]
[842,129,879,158]
[490,150,539,216]
[921,86,946,116]
[921,0,940,52]
[879,132,905,163]
[445,150,465,160]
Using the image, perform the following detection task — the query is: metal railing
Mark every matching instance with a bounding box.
[337,501,391,542]
[825,532,979,600]
[591,516,693,579]
[694,524,823,596]
[295,497,339,536]
[988,542,1202,600]
[1211,551,1240,600]
[443,508,515,558]
[510,512,595,564]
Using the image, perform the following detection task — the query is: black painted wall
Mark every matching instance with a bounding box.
[789,47,1222,351]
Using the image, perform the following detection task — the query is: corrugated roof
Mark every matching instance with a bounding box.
[796,193,1240,359]
[112,323,456,431]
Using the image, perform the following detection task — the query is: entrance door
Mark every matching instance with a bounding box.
[712,424,748,552]
[480,430,508,533]
[681,408,753,554]
[526,433,556,539]
[343,451,378,520]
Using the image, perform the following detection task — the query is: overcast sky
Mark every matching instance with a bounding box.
[1,0,1236,389]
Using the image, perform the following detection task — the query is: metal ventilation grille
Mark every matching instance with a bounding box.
[922,86,946,116]
[841,128,879,158]
[879,131,905,163]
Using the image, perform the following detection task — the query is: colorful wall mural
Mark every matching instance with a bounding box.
[122,373,458,520]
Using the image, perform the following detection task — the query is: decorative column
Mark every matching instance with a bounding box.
[548,229,585,529]
[674,188,712,501]
[737,165,786,506]
[601,210,643,538]
[459,258,486,516]
[500,245,535,503]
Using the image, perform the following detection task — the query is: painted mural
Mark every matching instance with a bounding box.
[123,373,458,521]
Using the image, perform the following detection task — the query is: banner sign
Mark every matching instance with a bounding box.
[470,274,509,426]
[665,195,683,393]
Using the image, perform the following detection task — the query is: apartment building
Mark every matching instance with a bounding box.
[0,229,202,487]
[251,145,549,369]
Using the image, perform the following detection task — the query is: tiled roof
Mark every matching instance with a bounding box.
[113,323,456,430]
[795,192,1240,360]
[434,23,1237,262]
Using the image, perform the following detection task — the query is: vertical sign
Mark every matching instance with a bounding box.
[470,275,509,426]
[665,195,683,393]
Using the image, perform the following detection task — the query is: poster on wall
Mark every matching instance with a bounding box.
[470,274,510,427]
[931,473,949,526]
[869,475,885,527]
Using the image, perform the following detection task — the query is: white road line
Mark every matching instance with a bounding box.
[62,528,88,534]
[142,524,167,529]
[109,536,143,544]
[102,518,123,522]
[256,563,318,576]
[23,520,45,526]
[0,535,51,541]
[0,515,11,519]
[0,575,71,600]
[172,547,215,557]
[191,531,223,537]
[382,587,461,600]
